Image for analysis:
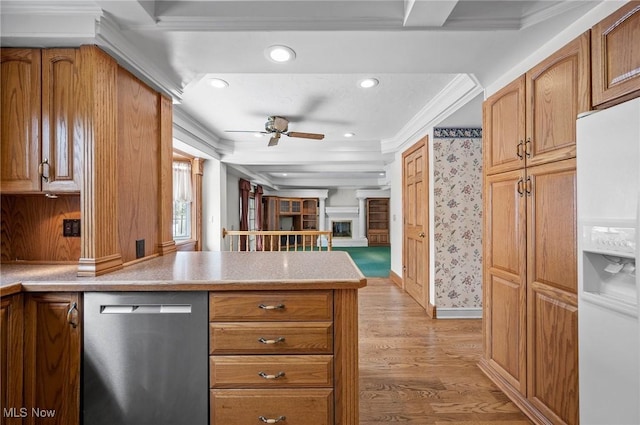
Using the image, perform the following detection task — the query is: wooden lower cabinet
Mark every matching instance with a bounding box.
[481,159,577,425]
[1,294,24,425]
[209,290,340,425]
[24,293,81,425]
[211,389,334,425]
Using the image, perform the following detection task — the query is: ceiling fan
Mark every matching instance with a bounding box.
[226,116,325,147]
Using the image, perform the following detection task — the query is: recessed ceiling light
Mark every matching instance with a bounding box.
[379,172,385,176]
[266,45,296,63]
[359,78,379,88]
[344,132,356,138]
[254,132,264,138]
[208,78,229,88]
[282,173,288,177]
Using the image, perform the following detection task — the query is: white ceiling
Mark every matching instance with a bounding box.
[1,0,603,189]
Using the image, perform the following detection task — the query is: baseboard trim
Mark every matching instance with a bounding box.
[435,307,482,319]
[478,359,550,425]
[389,270,402,288]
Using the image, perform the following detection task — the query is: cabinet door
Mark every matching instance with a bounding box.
[483,76,526,175]
[592,1,640,108]
[1,48,41,192]
[24,293,81,425]
[1,294,24,425]
[41,49,82,192]
[526,32,590,168]
[526,159,578,425]
[483,169,527,394]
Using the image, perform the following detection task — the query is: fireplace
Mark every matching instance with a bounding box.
[332,221,352,238]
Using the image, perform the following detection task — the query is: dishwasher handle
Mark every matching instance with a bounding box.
[100,304,192,314]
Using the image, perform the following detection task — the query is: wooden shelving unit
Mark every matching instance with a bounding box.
[263,197,319,247]
[366,198,389,246]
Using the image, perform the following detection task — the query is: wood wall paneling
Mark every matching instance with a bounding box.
[78,45,122,276]
[1,195,81,262]
[117,67,159,264]
[157,95,177,255]
[0,48,41,192]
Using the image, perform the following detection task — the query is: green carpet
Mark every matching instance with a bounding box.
[333,246,391,278]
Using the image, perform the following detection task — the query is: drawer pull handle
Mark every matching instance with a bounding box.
[258,303,285,310]
[258,337,286,345]
[258,371,286,380]
[259,416,286,424]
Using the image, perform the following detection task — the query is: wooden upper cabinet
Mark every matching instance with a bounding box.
[592,1,640,108]
[525,32,590,168]
[41,49,82,192]
[0,48,82,193]
[483,76,526,175]
[1,48,41,192]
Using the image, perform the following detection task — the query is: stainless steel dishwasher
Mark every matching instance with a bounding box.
[83,292,208,425]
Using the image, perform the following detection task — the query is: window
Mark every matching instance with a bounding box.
[173,161,192,239]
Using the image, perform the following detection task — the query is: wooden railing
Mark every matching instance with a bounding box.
[222,229,332,252]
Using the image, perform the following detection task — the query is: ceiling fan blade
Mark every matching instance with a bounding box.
[286,131,325,140]
[268,134,281,147]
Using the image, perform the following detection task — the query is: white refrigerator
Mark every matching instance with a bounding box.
[577,97,640,425]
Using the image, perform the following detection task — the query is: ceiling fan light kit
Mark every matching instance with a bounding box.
[226,115,325,147]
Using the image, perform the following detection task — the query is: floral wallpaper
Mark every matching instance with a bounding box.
[433,129,483,308]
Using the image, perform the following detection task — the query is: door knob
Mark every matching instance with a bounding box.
[418,232,425,238]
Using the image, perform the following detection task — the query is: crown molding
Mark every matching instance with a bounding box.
[0,1,102,15]
[172,107,232,160]
[94,14,184,101]
[380,73,483,154]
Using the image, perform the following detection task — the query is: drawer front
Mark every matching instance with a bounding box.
[211,389,334,425]
[209,291,333,322]
[210,322,333,354]
[210,355,333,388]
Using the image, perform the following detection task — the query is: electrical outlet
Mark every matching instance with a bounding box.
[63,219,81,237]
[136,239,145,259]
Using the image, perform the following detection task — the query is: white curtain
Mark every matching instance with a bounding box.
[173,162,192,202]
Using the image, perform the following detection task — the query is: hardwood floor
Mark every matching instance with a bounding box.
[359,278,532,424]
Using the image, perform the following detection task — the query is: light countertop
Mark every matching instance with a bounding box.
[1,251,366,294]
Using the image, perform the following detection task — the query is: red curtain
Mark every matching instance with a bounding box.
[239,179,251,251]
[255,185,264,250]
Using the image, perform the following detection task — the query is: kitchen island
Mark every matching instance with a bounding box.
[1,251,366,425]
